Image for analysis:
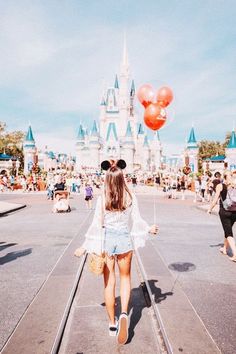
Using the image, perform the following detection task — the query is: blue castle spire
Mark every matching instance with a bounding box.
[25,125,35,142]
[24,125,35,148]
[138,123,145,135]
[187,127,197,144]
[77,124,85,140]
[227,131,236,148]
[130,79,135,95]
[114,74,119,89]
[125,121,132,137]
[91,120,99,137]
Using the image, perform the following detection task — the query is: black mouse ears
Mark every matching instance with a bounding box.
[101,160,111,171]
[101,159,126,171]
[116,159,126,169]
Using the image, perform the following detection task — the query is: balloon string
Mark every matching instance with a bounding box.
[153,186,156,225]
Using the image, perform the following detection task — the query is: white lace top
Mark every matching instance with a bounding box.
[81,194,150,254]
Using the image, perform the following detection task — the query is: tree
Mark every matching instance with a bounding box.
[0,122,25,171]
[198,140,225,160]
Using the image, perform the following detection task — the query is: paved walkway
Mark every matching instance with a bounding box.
[0,201,26,216]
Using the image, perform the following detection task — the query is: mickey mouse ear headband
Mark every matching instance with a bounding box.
[101,159,126,171]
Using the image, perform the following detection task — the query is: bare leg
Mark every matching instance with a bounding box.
[103,256,116,325]
[117,251,133,314]
[227,236,236,257]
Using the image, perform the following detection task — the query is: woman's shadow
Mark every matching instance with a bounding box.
[101,279,173,344]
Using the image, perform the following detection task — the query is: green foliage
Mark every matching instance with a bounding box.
[198,140,225,160]
[0,121,25,169]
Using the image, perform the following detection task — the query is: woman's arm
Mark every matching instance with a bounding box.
[207,183,222,213]
[130,194,158,249]
[74,196,103,256]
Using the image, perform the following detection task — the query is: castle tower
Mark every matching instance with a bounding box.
[143,135,151,171]
[76,124,85,171]
[104,122,120,160]
[150,131,162,171]
[225,130,236,170]
[89,120,100,170]
[185,127,199,173]
[23,125,37,175]
[121,121,134,173]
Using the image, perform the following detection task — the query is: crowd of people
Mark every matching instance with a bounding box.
[0,170,224,205]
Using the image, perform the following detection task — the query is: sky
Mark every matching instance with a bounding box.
[0,0,236,156]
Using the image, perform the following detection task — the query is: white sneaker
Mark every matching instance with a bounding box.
[117,312,129,344]
[109,317,118,337]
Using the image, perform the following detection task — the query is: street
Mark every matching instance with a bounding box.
[0,191,236,353]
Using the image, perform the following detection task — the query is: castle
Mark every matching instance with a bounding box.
[75,40,162,174]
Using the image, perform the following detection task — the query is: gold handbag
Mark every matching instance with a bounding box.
[88,195,106,275]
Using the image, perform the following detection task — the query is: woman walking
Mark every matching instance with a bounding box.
[208,171,236,261]
[75,159,158,344]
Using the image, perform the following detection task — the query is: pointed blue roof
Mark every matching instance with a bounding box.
[130,80,135,95]
[187,127,197,144]
[143,135,149,147]
[106,122,118,141]
[114,75,119,89]
[100,96,106,106]
[91,120,99,137]
[227,131,236,148]
[125,121,132,137]
[138,123,145,135]
[77,124,85,140]
[25,125,35,142]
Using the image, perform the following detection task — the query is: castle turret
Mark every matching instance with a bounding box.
[76,124,85,172]
[23,125,37,175]
[150,131,162,171]
[185,127,199,173]
[121,121,134,173]
[89,120,100,170]
[225,130,236,170]
[143,135,151,171]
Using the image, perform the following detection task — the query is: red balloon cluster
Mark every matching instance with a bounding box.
[137,84,173,131]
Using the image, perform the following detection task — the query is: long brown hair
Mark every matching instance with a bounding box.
[104,165,132,211]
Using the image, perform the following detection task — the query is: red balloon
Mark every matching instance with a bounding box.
[157,86,173,108]
[137,84,155,108]
[144,103,166,131]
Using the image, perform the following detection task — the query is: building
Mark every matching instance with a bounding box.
[76,40,162,174]
[184,127,199,173]
[23,125,37,175]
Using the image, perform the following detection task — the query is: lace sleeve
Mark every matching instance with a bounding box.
[130,194,150,249]
[81,196,104,254]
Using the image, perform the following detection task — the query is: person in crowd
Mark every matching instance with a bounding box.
[75,175,81,193]
[131,175,137,192]
[212,171,222,192]
[180,175,186,200]
[10,174,15,191]
[84,182,93,210]
[74,159,158,344]
[54,176,66,192]
[208,171,236,262]
[200,175,207,202]
[171,176,178,199]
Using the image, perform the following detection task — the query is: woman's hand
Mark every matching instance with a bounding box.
[74,247,86,257]
[149,224,159,235]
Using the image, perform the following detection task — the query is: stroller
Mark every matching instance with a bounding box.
[52,190,71,213]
